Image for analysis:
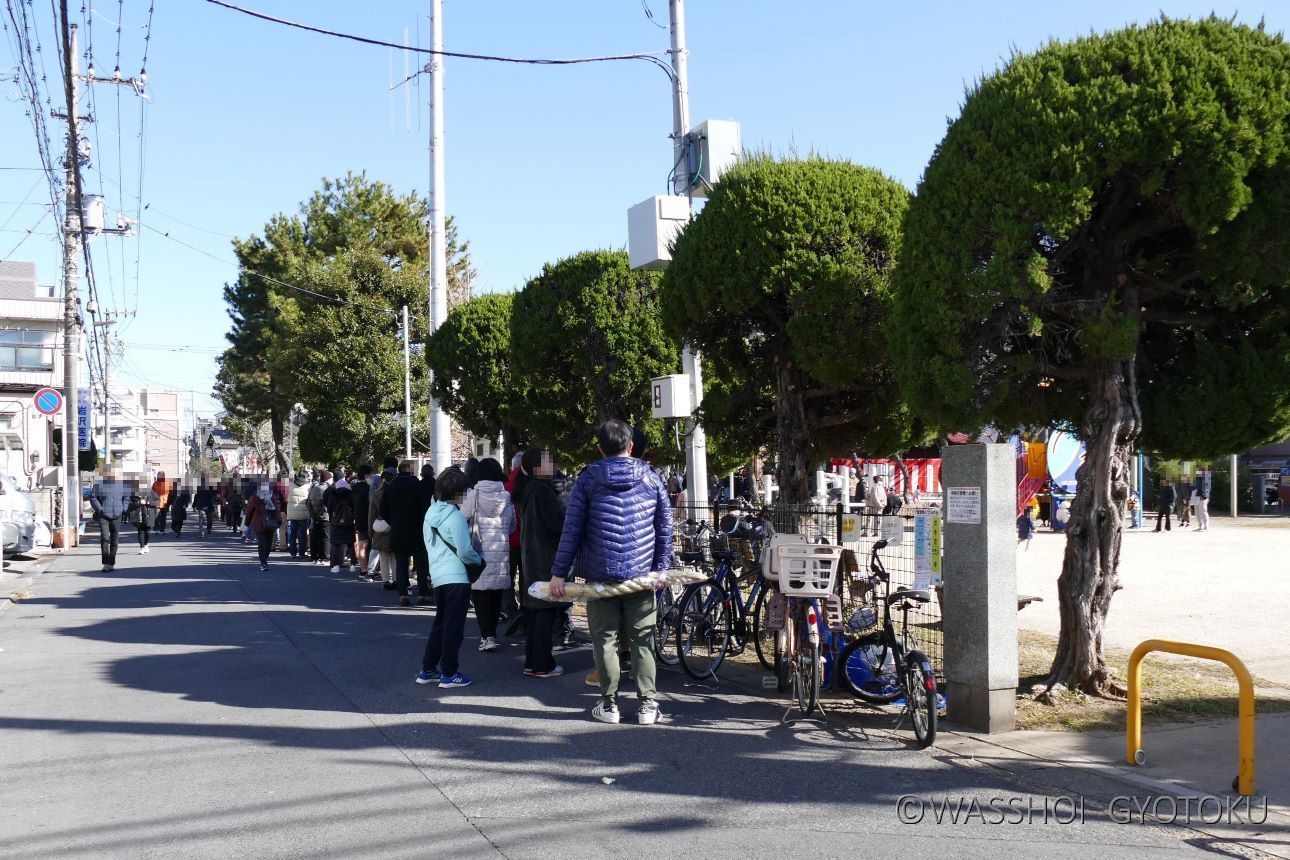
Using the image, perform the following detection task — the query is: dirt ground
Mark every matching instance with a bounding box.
[1014,515,1290,686]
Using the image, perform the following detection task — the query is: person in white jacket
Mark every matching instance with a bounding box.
[865,475,888,537]
[460,458,515,652]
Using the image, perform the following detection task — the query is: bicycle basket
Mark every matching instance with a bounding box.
[773,544,842,597]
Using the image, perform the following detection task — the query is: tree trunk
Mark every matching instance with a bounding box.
[1044,356,1141,698]
[774,355,812,506]
[270,409,289,475]
[749,455,764,506]
[893,453,912,503]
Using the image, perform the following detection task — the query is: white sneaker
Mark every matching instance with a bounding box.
[478,636,498,652]
[349,564,358,573]
[330,565,340,574]
[143,546,150,554]
[638,703,661,725]
[139,548,146,554]
[592,701,620,724]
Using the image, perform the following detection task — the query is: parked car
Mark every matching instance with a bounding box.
[0,473,36,554]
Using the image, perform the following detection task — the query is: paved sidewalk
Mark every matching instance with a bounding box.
[0,531,1248,858]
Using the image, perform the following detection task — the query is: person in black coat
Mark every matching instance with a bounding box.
[351,464,374,579]
[418,463,437,513]
[515,447,570,676]
[381,460,432,606]
[1154,477,1177,532]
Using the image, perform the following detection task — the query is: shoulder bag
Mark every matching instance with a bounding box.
[431,525,485,584]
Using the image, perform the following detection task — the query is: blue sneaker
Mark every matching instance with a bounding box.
[438,672,472,689]
[415,670,442,685]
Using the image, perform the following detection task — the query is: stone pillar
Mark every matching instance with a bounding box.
[942,444,1018,732]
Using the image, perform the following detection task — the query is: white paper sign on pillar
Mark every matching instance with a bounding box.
[946,486,982,524]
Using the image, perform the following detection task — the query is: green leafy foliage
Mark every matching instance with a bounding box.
[424,291,520,445]
[890,18,1290,455]
[509,250,678,466]
[662,156,914,501]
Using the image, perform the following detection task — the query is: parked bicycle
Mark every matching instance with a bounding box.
[836,538,939,748]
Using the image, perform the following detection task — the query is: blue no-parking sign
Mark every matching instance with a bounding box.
[33,387,63,416]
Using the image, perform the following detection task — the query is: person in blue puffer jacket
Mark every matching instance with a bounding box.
[416,466,482,690]
[549,419,673,726]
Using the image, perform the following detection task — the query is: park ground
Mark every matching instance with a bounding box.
[0,523,1285,859]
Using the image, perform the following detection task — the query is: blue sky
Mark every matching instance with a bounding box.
[2,1,1286,422]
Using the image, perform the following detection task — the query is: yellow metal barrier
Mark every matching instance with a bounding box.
[1126,639,1255,796]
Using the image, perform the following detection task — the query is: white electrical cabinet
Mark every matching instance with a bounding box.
[650,374,691,419]
[627,195,690,271]
[692,119,741,196]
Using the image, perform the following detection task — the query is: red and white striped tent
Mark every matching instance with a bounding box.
[828,458,942,496]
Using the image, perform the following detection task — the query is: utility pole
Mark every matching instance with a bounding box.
[669,0,710,512]
[403,305,413,459]
[427,0,451,472]
[58,18,82,550]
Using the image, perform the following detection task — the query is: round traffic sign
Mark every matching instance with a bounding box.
[33,387,64,416]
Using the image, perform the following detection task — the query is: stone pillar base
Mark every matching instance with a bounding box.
[946,682,1016,733]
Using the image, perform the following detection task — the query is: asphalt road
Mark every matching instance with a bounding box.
[0,529,1218,859]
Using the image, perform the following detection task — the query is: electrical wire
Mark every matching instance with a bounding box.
[641,0,668,30]
[205,0,676,81]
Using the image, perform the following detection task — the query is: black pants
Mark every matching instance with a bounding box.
[395,546,431,597]
[136,525,151,548]
[255,528,273,565]
[422,583,471,677]
[171,513,186,536]
[524,607,560,673]
[310,521,328,561]
[472,589,504,638]
[1155,508,1172,531]
[99,516,120,566]
[503,551,521,618]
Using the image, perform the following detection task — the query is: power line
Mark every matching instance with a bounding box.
[204,0,674,78]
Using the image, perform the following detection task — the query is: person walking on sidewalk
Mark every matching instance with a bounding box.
[127,481,160,554]
[192,482,216,537]
[170,481,191,538]
[1194,469,1212,531]
[1155,477,1177,532]
[90,467,132,572]
[369,460,398,589]
[549,420,673,725]
[245,480,286,571]
[415,467,482,690]
[308,470,332,565]
[351,464,373,579]
[286,471,312,558]
[381,460,432,607]
[151,472,170,536]
[515,447,568,678]
[327,478,357,574]
[461,458,514,653]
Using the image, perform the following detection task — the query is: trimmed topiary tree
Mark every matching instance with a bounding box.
[509,250,679,465]
[890,17,1290,697]
[662,156,914,504]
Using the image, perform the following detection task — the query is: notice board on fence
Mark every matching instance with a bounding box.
[914,510,942,589]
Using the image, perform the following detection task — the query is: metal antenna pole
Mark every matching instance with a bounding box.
[427,0,451,472]
[669,0,709,512]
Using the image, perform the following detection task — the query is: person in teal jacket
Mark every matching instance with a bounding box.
[415,466,482,690]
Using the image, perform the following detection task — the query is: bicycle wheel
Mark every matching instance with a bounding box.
[774,613,793,693]
[837,633,903,704]
[677,581,731,680]
[751,583,778,671]
[653,585,682,667]
[793,614,820,716]
[904,649,938,749]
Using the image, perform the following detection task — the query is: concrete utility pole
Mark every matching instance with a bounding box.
[59,21,82,549]
[426,0,451,472]
[669,0,709,512]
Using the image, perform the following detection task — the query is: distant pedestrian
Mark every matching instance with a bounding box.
[381,460,432,607]
[90,467,132,572]
[1194,470,1211,531]
[127,481,160,553]
[286,471,312,558]
[326,477,357,574]
[193,482,216,537]
[170,481,191,537]
[152,472,170,535]
[865,475,888,537]
[1154,477,1177,532]
[1017,510,1035,550]
[245,480,286,571]
[461,458,514,653]
[369,461,398,588]
[515,447,568,679]
[416,466,482,690]
[549,420,673,725]
[308,470,333,564]
[351,464,374,579]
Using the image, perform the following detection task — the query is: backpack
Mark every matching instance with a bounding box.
[333,497,355,529]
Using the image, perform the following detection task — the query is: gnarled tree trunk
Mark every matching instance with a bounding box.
[1045,356,1141,698]
[774,355,813,505]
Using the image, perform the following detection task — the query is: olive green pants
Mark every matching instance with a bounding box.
[586,589,657,708]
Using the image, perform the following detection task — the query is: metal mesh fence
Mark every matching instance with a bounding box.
[670,500,944,675]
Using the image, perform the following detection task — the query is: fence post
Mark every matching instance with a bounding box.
[835,501,844,545]
[942,444,1018,732]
